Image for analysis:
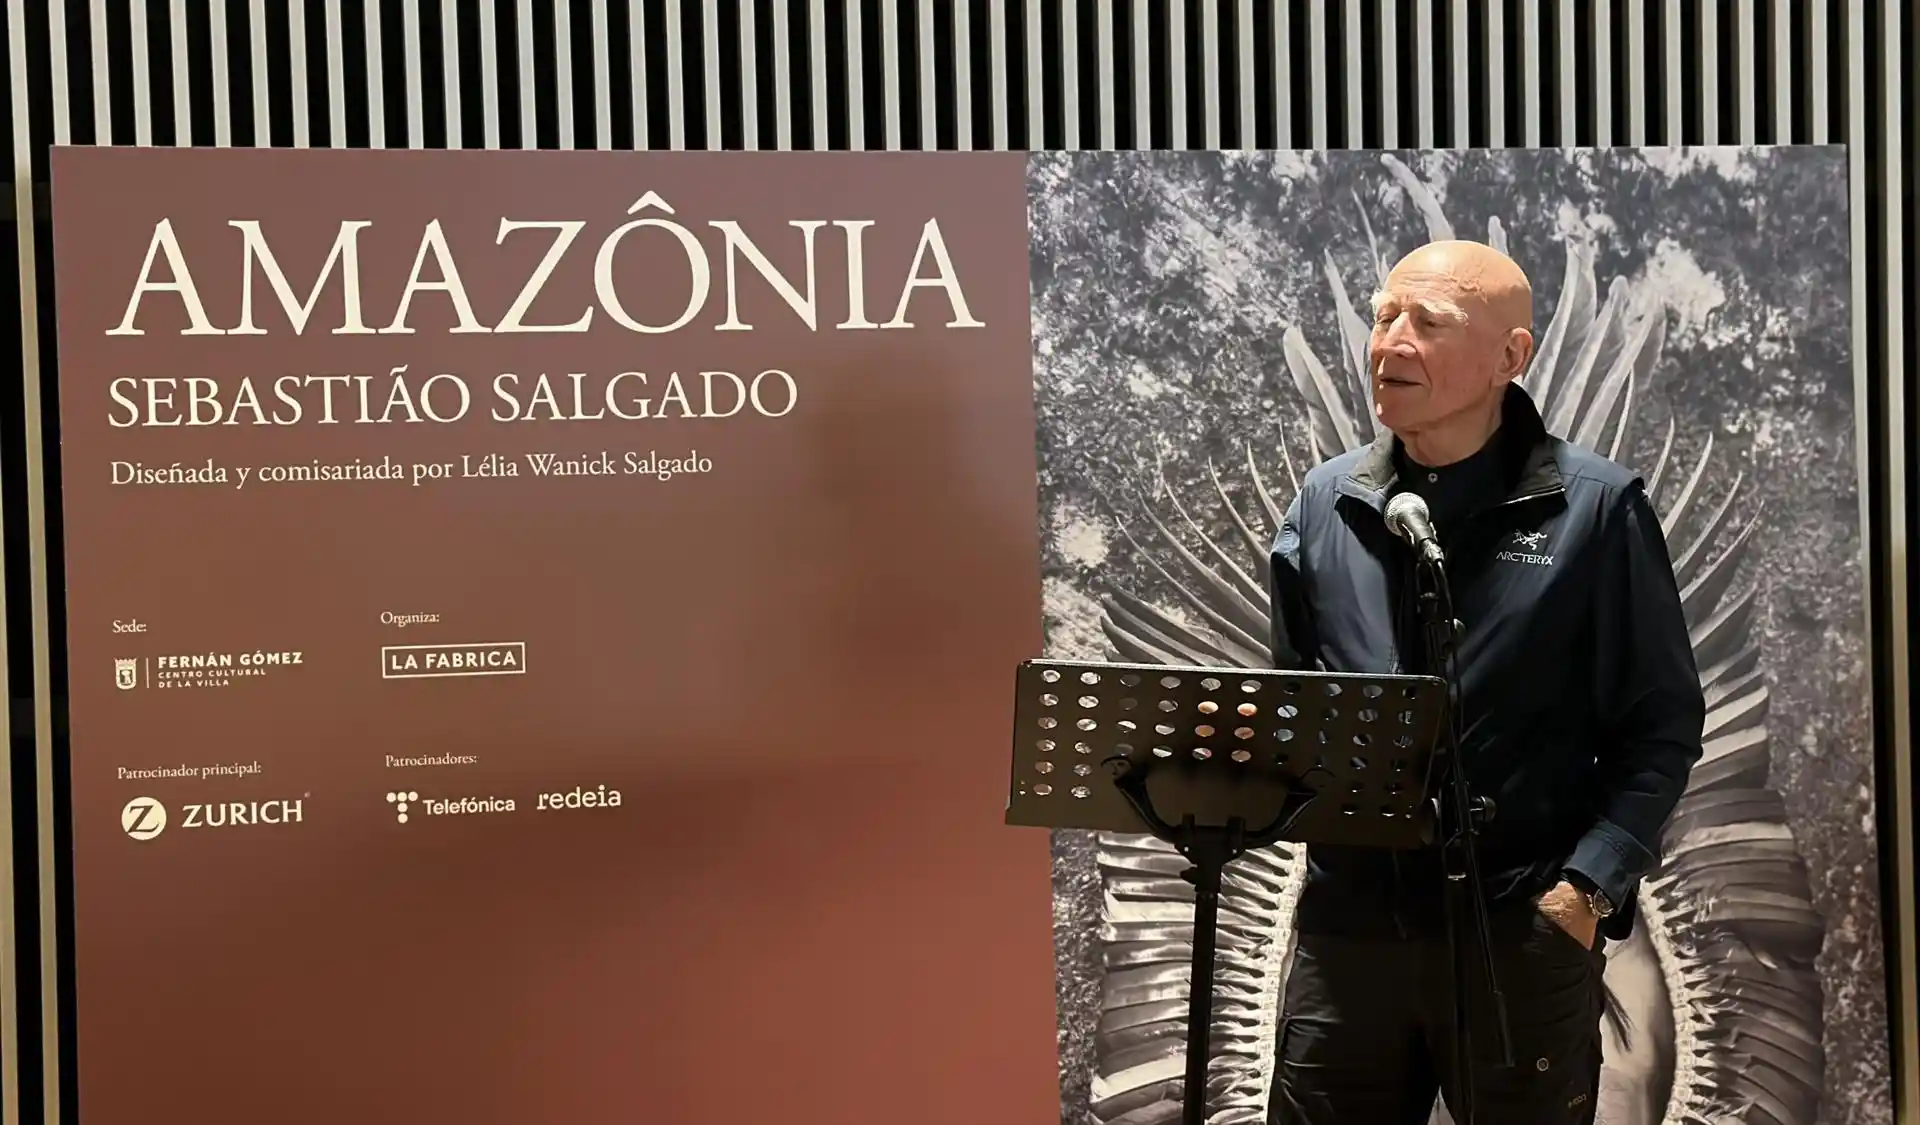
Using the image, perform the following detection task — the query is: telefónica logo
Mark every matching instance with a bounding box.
[386,791,419,823]
[388,791,516,823]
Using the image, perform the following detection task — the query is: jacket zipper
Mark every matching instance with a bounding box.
[1389,551,1415,940]
[1486,485,1564,514]
[1390,852,1408,938]
[1393,483,1558,940]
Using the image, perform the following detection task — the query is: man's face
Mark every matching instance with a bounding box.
[1367,254,1524,433]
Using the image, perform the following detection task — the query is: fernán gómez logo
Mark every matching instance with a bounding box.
[112,649,305,691]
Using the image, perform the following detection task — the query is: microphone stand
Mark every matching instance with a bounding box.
[1411,549,1513,1125]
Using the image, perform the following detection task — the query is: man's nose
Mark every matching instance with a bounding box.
[1372,314,1416,351]
[1371,332,1418,361]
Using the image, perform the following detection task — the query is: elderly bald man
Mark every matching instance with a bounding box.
[1266,240,1704,1125]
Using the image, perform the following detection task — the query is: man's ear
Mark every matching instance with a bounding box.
[1502,328,1536,380]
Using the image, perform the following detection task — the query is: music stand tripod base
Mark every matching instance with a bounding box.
[1004,658,1450,1125]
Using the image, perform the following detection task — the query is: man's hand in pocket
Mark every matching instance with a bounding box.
[1536,880,1599,950]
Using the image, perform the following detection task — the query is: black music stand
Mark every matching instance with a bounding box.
[1006,659,1451,1125]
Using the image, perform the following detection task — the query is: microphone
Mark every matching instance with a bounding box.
[1384,492,1446,567]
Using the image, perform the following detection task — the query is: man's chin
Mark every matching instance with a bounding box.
[1373,401,1427,431]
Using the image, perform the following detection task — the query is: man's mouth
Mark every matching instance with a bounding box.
[1373,360,1420,387]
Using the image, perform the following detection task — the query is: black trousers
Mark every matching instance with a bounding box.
[1270,901,1606,1125]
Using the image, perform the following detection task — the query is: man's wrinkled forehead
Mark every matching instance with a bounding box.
[1369,287,1470,324]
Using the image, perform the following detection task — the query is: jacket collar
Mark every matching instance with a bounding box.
[1335,384,1564,511]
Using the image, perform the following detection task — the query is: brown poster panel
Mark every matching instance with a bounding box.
[49,146,1056,1125]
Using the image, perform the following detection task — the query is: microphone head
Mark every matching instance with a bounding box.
[1384,491,1430,541]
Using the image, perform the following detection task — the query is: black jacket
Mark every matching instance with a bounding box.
[1268,386,1705,940]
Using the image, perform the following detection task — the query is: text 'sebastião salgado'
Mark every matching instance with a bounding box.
[96,191,988,429]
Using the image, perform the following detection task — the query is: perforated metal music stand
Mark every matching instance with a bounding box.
[1006,658,1451,1125]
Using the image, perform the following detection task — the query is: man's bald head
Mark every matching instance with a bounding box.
[1373,239,1534,336]
[1367,239,1538,453]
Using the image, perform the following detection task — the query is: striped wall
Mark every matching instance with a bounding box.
[1,2,1912,1123]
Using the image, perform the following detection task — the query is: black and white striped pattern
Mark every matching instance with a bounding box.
[1,4,1911,1123]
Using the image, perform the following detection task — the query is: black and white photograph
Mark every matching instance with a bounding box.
[1028,146,1885,1125]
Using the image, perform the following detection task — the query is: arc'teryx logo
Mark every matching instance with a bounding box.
[121,796,166,840]
[1496,530,1554,567]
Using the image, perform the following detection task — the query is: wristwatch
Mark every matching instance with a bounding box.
[1564,871,1615,919]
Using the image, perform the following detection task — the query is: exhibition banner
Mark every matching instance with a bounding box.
[51,146,1057,1125]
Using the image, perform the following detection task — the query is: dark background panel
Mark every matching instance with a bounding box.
[1,2,1913,1124]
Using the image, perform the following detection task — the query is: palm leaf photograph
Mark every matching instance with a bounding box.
[1028,147,1882,1125]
